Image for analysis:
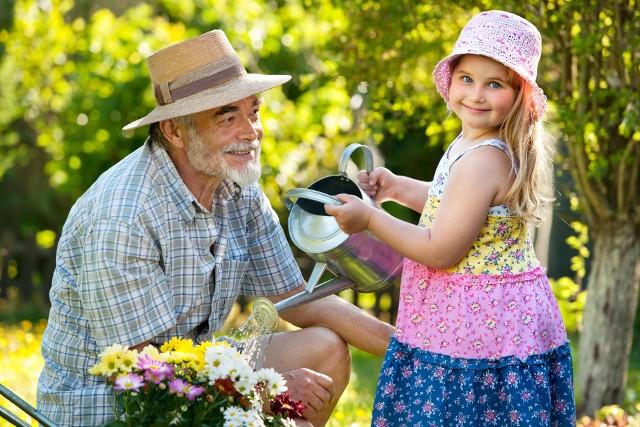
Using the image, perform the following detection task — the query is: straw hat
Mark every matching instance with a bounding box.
[123,30,291,130]
[432,10,547,119]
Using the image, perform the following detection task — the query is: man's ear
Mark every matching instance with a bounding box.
[159,119,186,149]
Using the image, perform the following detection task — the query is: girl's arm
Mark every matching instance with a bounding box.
[328,147,513,269]
[357,168,431,213]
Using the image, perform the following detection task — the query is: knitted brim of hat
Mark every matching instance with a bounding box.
[433,53,547,119]
[123,73,291,130]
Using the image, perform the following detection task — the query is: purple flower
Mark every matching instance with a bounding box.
[136,353,174,384]
[136,353,164,370]
[143,365,174,384]
[114,373,145,392]
[168,378,204,401]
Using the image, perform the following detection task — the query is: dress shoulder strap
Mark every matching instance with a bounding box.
[450,139,518,175]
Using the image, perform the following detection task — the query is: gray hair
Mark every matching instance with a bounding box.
[148,114,196,151]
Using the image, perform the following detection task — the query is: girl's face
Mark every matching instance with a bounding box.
[448,55,518,136]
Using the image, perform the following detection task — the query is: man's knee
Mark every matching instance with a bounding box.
[265,326,351,381]
[307,327,351,383]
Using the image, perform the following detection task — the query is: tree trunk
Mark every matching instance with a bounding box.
[578,220,640,416]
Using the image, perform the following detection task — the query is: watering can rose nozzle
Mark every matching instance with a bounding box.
[251,297,279,333]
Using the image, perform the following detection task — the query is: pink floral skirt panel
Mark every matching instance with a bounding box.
[394,260,568,360]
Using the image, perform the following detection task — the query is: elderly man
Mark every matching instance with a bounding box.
[37,29,393,426]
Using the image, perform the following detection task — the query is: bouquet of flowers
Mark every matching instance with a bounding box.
[89,337,306,427]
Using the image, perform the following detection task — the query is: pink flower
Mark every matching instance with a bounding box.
[484,409,497,421]
[136,353,174,384]
[136,353,163,370]
[114,373,144,392]
[422,401,434,414]
[144,365,174,384]
[168,378,204,401]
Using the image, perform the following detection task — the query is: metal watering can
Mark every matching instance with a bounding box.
[252,144,403,332]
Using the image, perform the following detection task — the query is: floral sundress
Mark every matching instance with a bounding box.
[371,138,576,426]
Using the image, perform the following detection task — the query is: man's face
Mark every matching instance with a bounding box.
[183,95,264,186]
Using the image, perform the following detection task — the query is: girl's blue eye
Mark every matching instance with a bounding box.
[462,76,473,83]
[489,82,502,89]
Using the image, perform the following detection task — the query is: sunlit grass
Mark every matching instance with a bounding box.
[328,347,383,427]
[0,319,46,427]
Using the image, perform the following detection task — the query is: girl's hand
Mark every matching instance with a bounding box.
[324,194,373,234]
[357,167,397,204]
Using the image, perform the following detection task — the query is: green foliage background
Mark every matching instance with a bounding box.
[1,0,639,420]
[3,0,637,238]
[0,0,459,236]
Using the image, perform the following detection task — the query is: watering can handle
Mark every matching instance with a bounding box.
[284,188,343,211]
[338,143,374,176]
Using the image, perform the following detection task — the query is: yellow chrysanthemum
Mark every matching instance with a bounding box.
[160,337,194,353]
[100,343,129,359]
[88,362,107,376]
[120,349,139,372]
[166,351,196,365]
[103,352,126,375]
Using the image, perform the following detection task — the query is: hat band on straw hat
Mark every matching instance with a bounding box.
[153,55,246,106]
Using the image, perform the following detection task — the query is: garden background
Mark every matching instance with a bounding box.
[0,0,639,426]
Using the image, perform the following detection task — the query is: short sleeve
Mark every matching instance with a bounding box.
[78,219,175,348]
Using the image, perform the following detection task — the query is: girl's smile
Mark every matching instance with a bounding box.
[448,55,518,140]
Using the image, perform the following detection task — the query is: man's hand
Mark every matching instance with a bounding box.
[281,368,335,421]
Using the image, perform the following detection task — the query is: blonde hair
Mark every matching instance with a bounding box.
[499,72,555,225]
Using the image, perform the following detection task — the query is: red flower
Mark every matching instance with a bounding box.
[213,377,236,396]
[270,392,306,419]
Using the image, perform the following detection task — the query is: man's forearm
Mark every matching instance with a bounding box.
[279,294,394,356]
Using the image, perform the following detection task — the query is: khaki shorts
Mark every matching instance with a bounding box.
[218,334,272,370]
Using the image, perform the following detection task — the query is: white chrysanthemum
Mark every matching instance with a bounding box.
[205,344,243,367]
[223,407,265,427]
[255,367,287,395]
[204,344,257,387]
[234,370,258,395]
[280,418,298,427]
[222,406,265,427]
[222,406,242,427]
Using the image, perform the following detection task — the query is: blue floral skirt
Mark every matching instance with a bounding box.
[371,337,576,427]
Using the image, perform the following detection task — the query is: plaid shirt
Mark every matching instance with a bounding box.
[37,139,302,426]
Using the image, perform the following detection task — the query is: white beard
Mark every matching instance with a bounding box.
[185,128,262,186]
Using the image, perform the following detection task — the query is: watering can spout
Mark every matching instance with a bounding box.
[274,262,357,312]
[274,276,355,313]
[251,263,357,333]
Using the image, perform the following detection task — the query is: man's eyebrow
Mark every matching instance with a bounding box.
[214,97,263,116]
[214,105,239,116]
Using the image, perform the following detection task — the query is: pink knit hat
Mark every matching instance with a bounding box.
[433,10,547,119]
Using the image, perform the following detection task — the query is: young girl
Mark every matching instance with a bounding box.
[325,10,577,426]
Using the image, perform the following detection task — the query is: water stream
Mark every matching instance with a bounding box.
[221,298,279,366]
